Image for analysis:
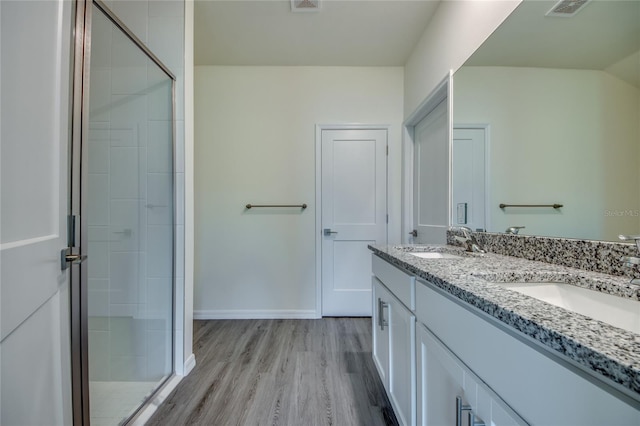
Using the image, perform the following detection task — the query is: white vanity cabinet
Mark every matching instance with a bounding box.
[372,255,416,426]
[416,279,640,426]
[416,322,523,426]
[370,253,640,426]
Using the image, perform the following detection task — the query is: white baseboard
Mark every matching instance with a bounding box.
[193,309,319,320]
[129,356,195,425]
[183,353,196,376]
[130,375,183,426]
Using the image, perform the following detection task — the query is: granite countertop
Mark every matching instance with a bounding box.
[369,244,640,400]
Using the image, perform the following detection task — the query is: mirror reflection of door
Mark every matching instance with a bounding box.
[452,127,486,232]
[413,100,449,244]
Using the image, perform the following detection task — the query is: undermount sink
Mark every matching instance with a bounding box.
[410,252,463,260]
[494,282,640,334]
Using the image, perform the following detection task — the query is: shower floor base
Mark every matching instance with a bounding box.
[90,380,157,426]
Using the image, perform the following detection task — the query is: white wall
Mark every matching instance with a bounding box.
[194,66,403,317]
[404,0,520,119]
[454,66,640,240]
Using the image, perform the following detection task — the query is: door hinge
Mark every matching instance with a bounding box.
[386,214,389,223]
[386,145,389,156]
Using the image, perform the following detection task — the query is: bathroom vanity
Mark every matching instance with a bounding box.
[369,243,640,426]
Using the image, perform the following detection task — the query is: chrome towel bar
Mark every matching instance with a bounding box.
[499,203,563,209]
[246,203,307,209]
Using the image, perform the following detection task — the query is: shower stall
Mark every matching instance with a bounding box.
[71,1,176,424]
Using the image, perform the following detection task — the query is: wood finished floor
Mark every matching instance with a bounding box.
[147,318,398,426]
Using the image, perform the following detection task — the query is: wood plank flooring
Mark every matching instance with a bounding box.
[147,318,398,426]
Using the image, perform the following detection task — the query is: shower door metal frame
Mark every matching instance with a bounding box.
[70,1,177,424]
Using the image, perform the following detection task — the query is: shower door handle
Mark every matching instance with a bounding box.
[66,254,87,263]
[61,248,87,270]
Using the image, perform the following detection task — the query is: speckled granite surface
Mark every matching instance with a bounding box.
[446,231,640,279]
[369,244,640,399]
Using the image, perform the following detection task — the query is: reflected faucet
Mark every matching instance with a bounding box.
[450,226,485,253]
[505,226,525,235]
[619,234,640,284]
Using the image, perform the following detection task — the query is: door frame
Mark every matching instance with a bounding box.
[315,124,390,318]
[452,123,491,232]
[401,72,453,244]
[69,1,89,423]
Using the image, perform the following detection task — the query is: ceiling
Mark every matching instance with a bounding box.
[194,0,441,66]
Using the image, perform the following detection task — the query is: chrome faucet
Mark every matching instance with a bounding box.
[619,234,640,284]
[450,226,485,253]
[505,226,525,235]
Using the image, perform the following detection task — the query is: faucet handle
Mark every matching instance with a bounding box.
[621,256,640,266]
[450,225,472,236]
[620,256,640,285]
[619,234,640,241]
[619,234,640,252]
[505,226,525,235]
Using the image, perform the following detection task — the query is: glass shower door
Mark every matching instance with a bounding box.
[85,4,174,425]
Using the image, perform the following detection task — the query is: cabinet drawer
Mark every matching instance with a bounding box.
[372,254,415,310]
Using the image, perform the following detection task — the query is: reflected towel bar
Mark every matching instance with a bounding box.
[246,203,307,209]
[500,203,563,209]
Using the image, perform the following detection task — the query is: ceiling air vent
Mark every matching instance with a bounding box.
[546,0,591,17]
[291,0,321,13]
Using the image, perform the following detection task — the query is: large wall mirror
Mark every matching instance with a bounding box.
[452,0,640,242]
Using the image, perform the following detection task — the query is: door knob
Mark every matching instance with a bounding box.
[323,228,338,236]
[409,230,417,237]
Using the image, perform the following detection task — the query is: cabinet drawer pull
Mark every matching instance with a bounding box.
[378,298,389,330]
[456,396,472,426]
[469,412,486,426]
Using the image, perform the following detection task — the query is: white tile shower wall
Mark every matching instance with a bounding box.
[146,0,187,374]
[174,116,185,175]
[146,0,186,378]
[88,108,111,335]
[148,121,173,173]
[109,0,149,44]
[86,0,184,384]
[101,0,187,376]
[147,173,173,225]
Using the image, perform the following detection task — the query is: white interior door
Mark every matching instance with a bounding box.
[321,128,387,316]
[0,0,74,424]
[452,127,486,232]
[413,100,449,244]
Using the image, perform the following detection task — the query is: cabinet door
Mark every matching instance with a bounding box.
[372,278,391,389]
[417,323,470,426]
[417,323,526,426]
[388,295,416,426]
[470,373,523,426]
